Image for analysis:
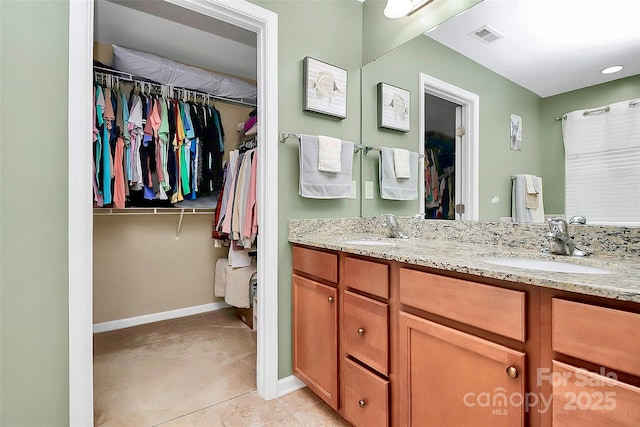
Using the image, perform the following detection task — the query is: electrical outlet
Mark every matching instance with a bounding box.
[365,181,374,199]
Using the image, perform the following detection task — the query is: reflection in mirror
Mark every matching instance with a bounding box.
[360,0,640,223]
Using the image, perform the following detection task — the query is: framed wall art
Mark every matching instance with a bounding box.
[303,56,347,119]
[510,113,522,151]
[377,82,410,132]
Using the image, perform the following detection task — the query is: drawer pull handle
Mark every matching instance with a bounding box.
[358,399,366,408]
[506,366,519,379]
[357,328,365,336]
[328,296,334,303]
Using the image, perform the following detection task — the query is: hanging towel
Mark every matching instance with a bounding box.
[317,135,342,173]
[524,174,540,209]
[393,148,411,179]
[379,147,418,200]
[512,174,545,223]
[299,134,354,199]
[225,265,257,309]
[214,257,228,298]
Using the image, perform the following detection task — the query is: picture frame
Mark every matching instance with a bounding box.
[377,82,410,132]
[303,56,347,119]
[510,113,522,151]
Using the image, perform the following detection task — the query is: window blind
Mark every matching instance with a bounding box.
[562,99,640,226]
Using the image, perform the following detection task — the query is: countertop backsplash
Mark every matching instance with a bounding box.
[289,217,640,259]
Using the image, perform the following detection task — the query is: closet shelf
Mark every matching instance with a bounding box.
[94,208,214,239]
[93,208,215,216]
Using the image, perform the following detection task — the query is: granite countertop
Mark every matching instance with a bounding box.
[289,218,640,303]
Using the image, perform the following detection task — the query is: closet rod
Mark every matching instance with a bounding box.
[93,66,257,108]
[93,208,215,216]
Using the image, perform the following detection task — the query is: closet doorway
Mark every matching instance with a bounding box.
[418,73,479,220]
[68,1,279,425]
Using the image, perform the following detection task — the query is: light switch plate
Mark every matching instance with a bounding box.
[365,181,374,199]
[350,180,357,199]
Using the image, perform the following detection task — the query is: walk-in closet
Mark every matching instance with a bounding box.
[91,1,260,424]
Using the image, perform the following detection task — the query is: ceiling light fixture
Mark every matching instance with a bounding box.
[600,65,624,75]
[384,0,412,19]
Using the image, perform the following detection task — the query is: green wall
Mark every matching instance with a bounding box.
[0,1,70,426]
[361,35,544,220]
[251,0,362,378]
[362,0,481,64]
[540,75,640,214]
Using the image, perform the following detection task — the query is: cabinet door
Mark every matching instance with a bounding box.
[292,274,339,410]
[397,312,525,427]
[552,361,640,427]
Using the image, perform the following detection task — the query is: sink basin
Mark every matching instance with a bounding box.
[342,240,398,246]
[482,257,614,275]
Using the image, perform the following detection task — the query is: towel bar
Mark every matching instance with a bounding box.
[280,132,424,158]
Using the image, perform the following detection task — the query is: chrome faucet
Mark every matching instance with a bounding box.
[545,217,588,256]
[382,214,409,239]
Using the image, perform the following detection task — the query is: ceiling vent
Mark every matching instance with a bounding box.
[469,25,503,44]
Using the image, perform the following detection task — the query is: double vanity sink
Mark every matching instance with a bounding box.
[292,218,640,302]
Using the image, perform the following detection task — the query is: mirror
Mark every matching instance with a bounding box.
[360,0,640,221]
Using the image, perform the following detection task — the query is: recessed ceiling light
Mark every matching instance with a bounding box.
[601,65,624,74]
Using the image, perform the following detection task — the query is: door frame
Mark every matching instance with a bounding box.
[418,73,479,220]
[68,1,279,424]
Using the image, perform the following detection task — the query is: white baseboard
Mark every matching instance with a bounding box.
[278,375,306,397]
[93,301,231,333]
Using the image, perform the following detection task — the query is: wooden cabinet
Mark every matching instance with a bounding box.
[545,296,640,426]
[291,244,640,426]
[292,246,340,410]
[397,308,526,426]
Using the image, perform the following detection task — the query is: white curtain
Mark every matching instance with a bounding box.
[562,99,640,225]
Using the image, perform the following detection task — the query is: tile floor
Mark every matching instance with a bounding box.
[94,308,350,426]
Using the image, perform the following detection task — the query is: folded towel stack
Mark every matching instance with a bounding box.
[299,134,354,199]
[379,147,419,200]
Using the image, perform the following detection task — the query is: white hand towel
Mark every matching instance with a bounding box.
[524,174,540,209]
[317,135,342,173]
[393,148,411,179]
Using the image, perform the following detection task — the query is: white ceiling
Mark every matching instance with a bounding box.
[94,0,257,81]
[425,0,640,97]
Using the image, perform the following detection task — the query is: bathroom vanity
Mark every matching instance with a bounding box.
[290,218,640,426]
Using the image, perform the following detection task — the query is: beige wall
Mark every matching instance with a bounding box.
[93,215,227,323]
[92,48,255,323]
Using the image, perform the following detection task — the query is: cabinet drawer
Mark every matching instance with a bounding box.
[399,268,526,341]
[343,291,389,375]
[292,245,338,283]
[343,358,389,427]
[552,360,640,426]
[552,299,640,377]
[344,256,389,299]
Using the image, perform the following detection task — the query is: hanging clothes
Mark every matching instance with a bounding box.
[92,76,226,208]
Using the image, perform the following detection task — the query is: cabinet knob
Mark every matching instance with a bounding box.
[358,399,366,408]
[357,328,365,336]
[328,296,334,303]
[506,366,519,379]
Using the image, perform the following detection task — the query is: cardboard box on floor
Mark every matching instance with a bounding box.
[236,306,253,329]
